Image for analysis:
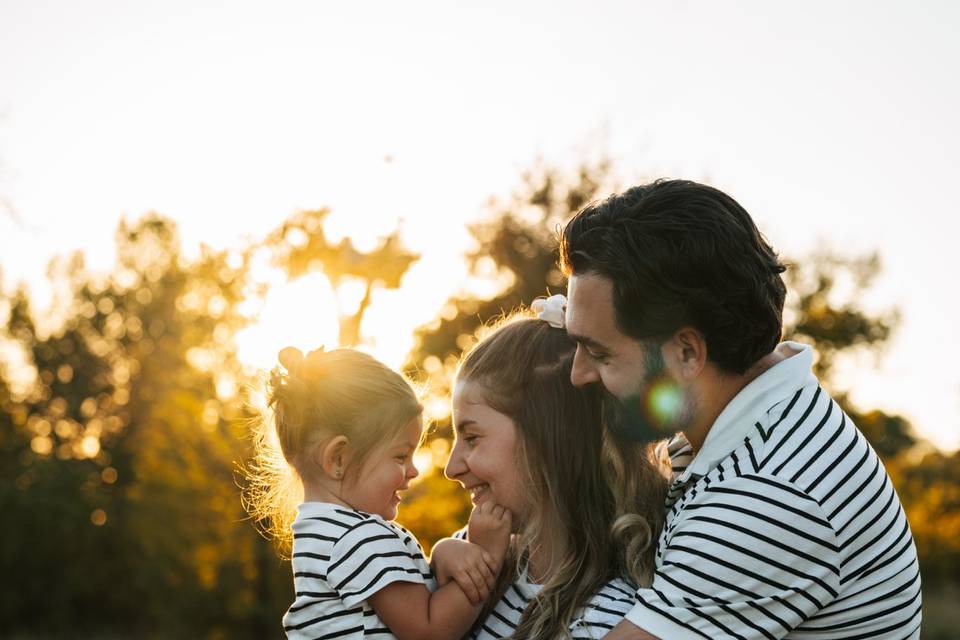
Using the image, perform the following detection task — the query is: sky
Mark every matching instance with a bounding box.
[1,0,958,451]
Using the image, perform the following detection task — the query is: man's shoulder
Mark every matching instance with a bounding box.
[745,382,865,484]
[666,377,910,561]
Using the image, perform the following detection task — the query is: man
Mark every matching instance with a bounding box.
[561,180,921,639]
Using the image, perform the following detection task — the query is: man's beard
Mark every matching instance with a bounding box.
[603,342,692,444]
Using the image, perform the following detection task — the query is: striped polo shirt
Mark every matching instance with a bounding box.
[282,502,435,639]
[625,342,922,639]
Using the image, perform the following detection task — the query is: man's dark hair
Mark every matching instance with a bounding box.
[559,179,787,375]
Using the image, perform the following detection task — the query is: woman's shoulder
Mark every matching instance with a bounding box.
[567,576,636,635]
[588,576,636,606]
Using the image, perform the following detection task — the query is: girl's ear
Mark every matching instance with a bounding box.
[314,435,350,480]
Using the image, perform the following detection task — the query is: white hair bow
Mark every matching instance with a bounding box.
[531,294,567,329]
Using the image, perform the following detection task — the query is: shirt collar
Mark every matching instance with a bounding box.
[682,341,817,480]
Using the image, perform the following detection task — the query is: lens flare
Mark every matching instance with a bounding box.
[611,376,685,444]
[646,380,683,425]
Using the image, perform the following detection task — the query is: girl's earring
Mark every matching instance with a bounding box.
[335,466,343,480]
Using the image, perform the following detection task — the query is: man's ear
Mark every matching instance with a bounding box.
[664,326,707,380]
[313,435,350,480]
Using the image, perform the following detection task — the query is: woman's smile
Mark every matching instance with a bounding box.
[446,381,526,520]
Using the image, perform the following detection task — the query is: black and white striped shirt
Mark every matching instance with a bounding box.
[468,572,637,639]
[450,529,636,639]
[625,342,922,639]
[283,502,435,639]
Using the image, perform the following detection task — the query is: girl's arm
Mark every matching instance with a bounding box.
[369,502,512,640]
[368,579,482,640]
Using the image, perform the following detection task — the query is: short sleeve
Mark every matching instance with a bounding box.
[624,473,841,639]
[569,578,636,639]
[327,518,431,607]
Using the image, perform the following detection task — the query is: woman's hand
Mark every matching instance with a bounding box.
[430,538,497,605]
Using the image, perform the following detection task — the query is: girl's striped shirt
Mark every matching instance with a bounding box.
[283,502,435,639]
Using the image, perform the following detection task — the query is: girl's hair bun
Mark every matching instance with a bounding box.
[278,346,304,373]
[278,345,328,380]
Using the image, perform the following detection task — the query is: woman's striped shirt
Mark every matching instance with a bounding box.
[449,527,640,639]
[467,574,638,639]
[282,502,435,639]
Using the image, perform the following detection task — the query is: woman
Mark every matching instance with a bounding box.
[440,298,670,639]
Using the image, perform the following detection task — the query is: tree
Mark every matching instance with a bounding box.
[405,160,615,393]
[781,250,919,459]
[261,209,419,347]
[0,214,291,637]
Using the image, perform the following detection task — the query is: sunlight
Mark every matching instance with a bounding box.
[234,267,422,374]
[235,271,341,373]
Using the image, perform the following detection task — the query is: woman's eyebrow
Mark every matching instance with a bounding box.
[453,419,476,434]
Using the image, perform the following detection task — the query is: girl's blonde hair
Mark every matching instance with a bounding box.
[457,313,668,640]
[243,347,422,554]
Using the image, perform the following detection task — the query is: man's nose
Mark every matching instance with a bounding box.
[570,346,600,387]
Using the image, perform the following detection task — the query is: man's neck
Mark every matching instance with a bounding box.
[683,349,788,453]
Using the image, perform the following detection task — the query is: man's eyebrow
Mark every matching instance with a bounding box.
[567,332,610,352]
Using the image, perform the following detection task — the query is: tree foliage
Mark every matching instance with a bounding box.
[405,160,615,395]
[261,208,419,347]
[0,215,290,637]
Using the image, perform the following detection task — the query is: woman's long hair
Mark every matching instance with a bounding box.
[457,313,668,639]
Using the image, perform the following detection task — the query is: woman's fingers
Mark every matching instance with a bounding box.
[454,570,481,605]
[471,569,490,601]
[481,550,498,574]
[476,554,495,587]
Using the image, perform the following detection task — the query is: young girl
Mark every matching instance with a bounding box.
[439,299,670,640]
[245,346,511,640]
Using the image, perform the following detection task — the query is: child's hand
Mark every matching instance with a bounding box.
[431,538,497,605]
[467,501,512,569]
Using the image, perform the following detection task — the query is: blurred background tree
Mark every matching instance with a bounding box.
[260,208,419,347]
[0,160,955,638]
[0,215,291,637]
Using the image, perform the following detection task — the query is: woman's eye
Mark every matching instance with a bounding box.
[463,435,479,446]
[395,454,408,463]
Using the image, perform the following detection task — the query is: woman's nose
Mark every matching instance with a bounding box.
[444,443,466,480]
